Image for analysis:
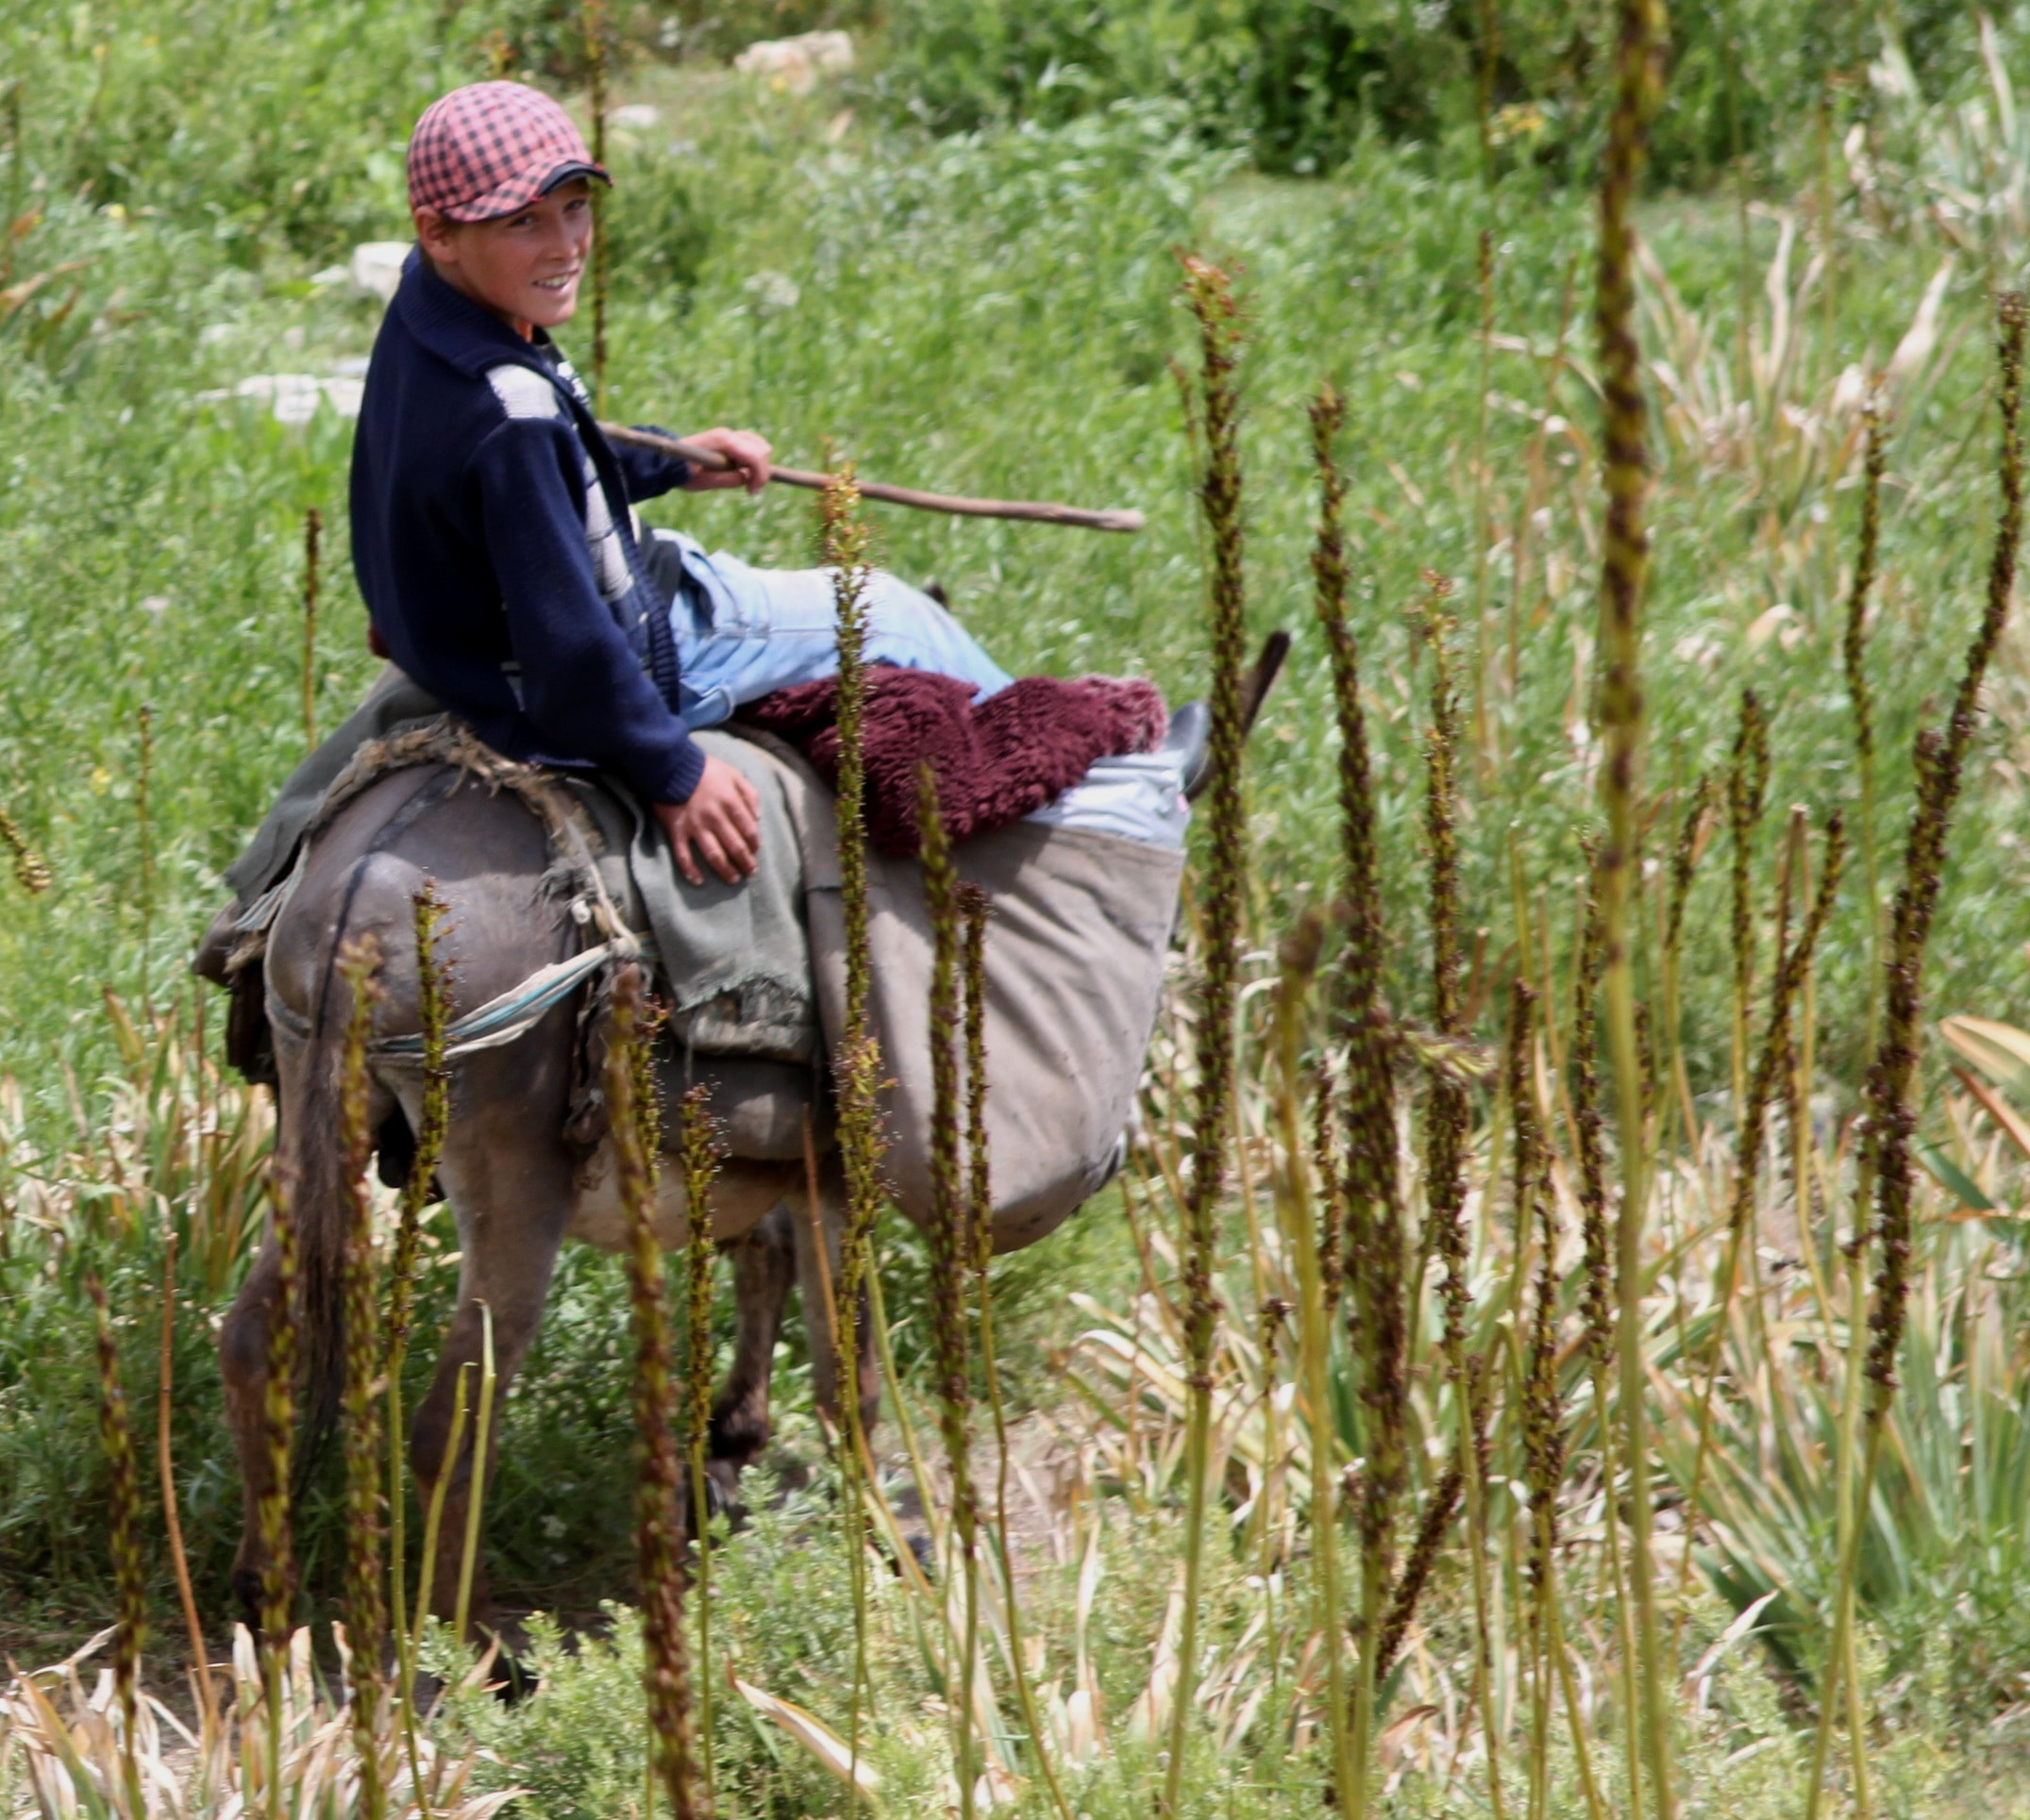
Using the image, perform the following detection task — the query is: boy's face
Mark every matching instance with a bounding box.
[414,177,594,338]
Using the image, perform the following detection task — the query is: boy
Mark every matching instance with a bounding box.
[366,80,1017,886]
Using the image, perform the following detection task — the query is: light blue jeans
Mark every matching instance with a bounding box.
[646,528,1186,848]
[649,529,1014,730]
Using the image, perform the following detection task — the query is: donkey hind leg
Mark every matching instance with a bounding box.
[219,1228,292,1630]
[789,1169,882,1445]
[220,1040,399,1632]
[705,1203,795,1519]
[402,1027,583,1640]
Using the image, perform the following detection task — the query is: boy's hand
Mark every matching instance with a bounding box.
[657,755,762,886]
[681,427,772,496]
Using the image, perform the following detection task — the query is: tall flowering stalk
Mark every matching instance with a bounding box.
[301,507,321,754]
[1725,691,1770,1116]
[1310,380,1407,1818]
[608,965,702,1820]
[384,883,451,1740]
[1592,0,1672,1808]
[917,764,983,1819]
[258,1165,300,1820]
[1509,983,1602,1820]
[820,466,882,1804]
[961,884,1074,1820]
[1165,252,1250,1820]
[1676,814,1846,1638]
[335,934,389,1820]
[582,0,610,412]
[1807,292,2029,1818]
[1845,394,1887,1040]
[86,1275,147,1820]
[679,1084,720,1805]
[1417,584,1503,1815]
[1661,778,1714,1140]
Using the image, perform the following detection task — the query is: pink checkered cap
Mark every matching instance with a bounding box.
[408,82,611,223]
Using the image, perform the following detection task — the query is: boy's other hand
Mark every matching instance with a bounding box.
[657,755,762,886]
[681,427,772,495]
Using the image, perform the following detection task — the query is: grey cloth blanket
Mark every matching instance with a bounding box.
[225,665,819,1063]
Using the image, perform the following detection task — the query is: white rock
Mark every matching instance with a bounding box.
[195,373,363,425]
[732,29,853,96]
[349,241,411,304]
[611,103,660,129]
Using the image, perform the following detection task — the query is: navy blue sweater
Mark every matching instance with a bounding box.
[350,250,706,804]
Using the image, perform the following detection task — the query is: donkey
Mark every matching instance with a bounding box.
[217,758,872,1635]
[215,639,1283,1637]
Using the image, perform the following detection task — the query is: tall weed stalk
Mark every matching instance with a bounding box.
[385,882,451,1788]
[679,1083,720,1805]
[821,465,881,1805]
[1310,376,1409,1817]
[336,934,389,1820]
[1302,386,1356,1806]
[86,1273,147,1820]
[258,1165,300,1820]
[1593,0,1672,1809]
[1166,251,1250,1819]
[1812,290,2028,1817]
[1418,584,1504,1814]
[917,763,983,1819]
[608,964,702,1820]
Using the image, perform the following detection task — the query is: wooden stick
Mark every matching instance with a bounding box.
[599,422,1146,533]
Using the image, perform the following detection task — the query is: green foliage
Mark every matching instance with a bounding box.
[869,0,2004,184]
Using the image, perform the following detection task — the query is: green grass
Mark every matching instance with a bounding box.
[16,3,2030,1812]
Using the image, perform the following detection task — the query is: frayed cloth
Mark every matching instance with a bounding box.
[739,666,1166,856]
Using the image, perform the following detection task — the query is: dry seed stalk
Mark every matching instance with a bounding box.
[1418,582,1503,1818]
[1418,579,1470,1361]
[336,934,389,1820]
[86,1274,147,1820]
[384,887,449,1801]
[918,764,983,1819]
[1673,817,1847,1656]
[1374,1463,1463,1679]
[0,798,50,893]
[583,0,610,412]
[136,703,154,1010]
[302,507,321,753]
[1312,1059,1344,1315]
[1866,294,2025,1414]
[1846,393,1887,1045]
[678,1083,720,1805]
[1269,915,1354,1804]
[1166,251,1251,1819]
[258,1170,300,1631]
[158,1228,219,1738]
[1311,380,1408,1818]
[958,886,1070,1819]
[821,465,881,1807]
[258,1166,300,1820]
[1594,0,1672,1807]
[1815,295,2026,1820]
[1570,853,1612,1365]
[1726,690,1770,1116]
[608,965,702,1820]
[1661,778,1715,1139]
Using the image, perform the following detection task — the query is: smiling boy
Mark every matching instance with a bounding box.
[359,80,1018,887]
[359,80,772,884]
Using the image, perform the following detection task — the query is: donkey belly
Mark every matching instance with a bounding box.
[567,1149,803,1249]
